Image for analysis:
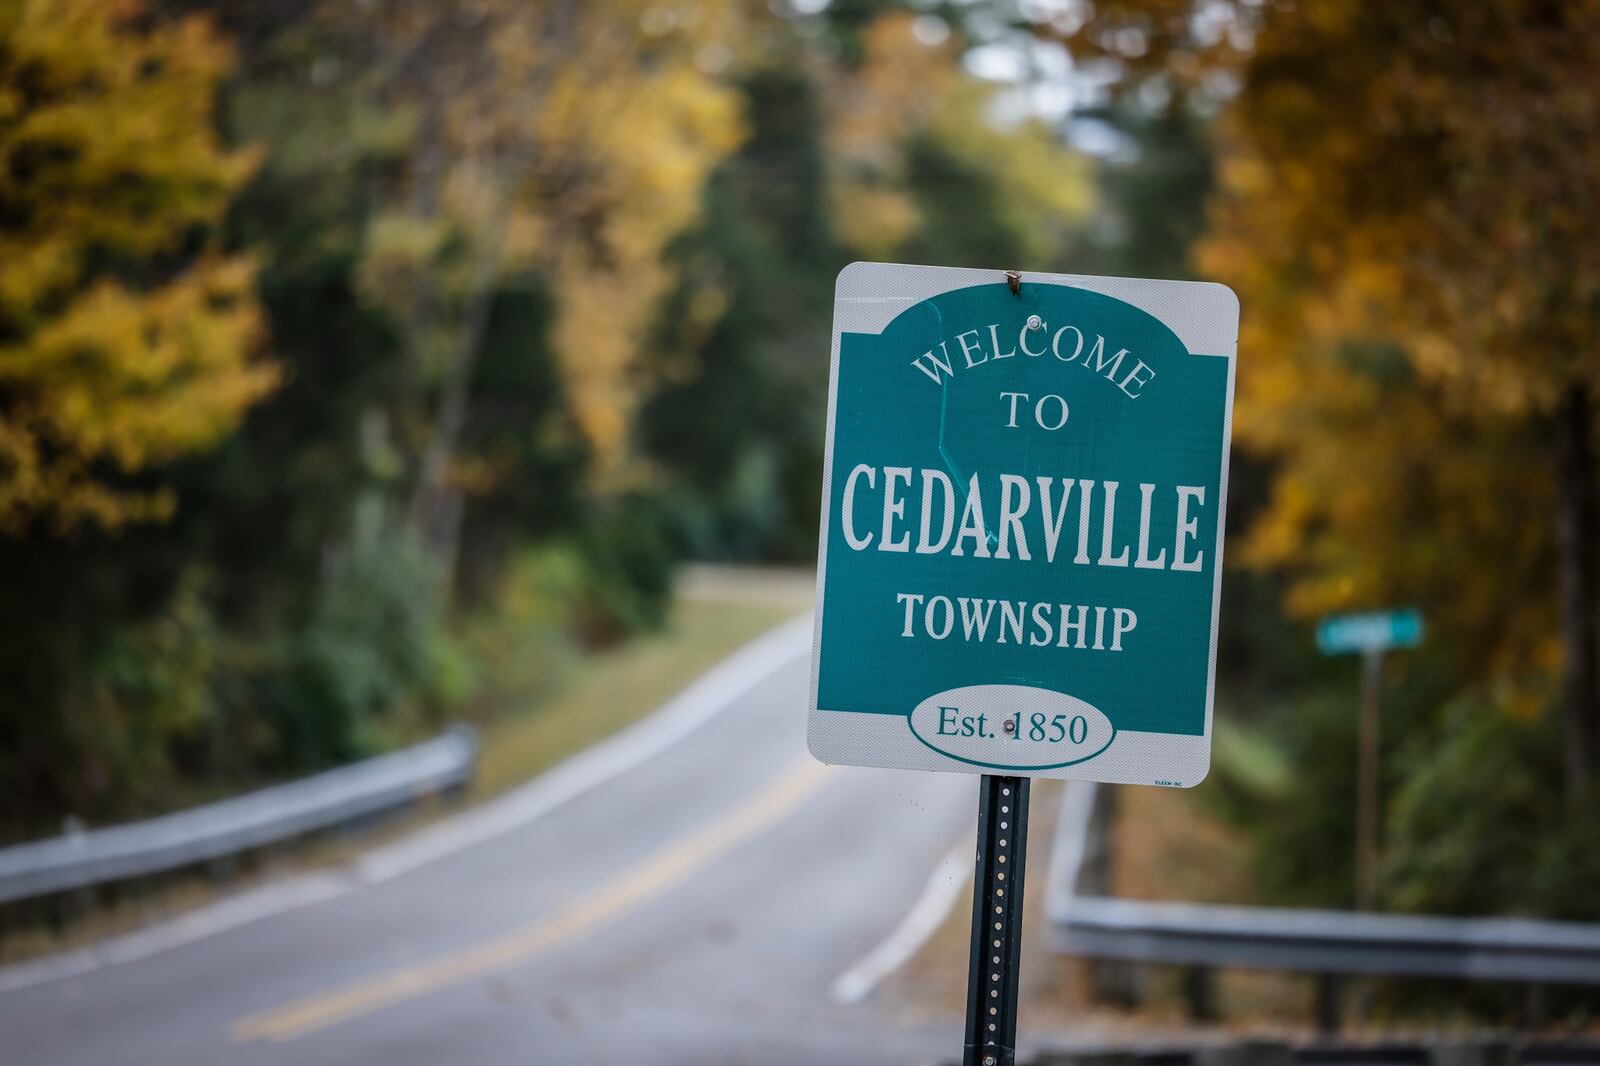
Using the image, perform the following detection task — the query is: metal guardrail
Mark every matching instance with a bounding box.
[1046,781,1600,986]
[0,725,478,906]
[1057,896,1600,984]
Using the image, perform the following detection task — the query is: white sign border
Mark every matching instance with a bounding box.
[807,262,1239,787]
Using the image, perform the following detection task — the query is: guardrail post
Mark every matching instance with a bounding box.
[1314,973,1343,1035]
[964,774,1030,1066]
[1183,965,1217,1022]
[1519,983,1545,1029]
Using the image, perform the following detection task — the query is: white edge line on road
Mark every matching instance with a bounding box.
[356,612,814,883]
[833,776,1100,1007]
[830,837,972,1005]
[0,612,815,997]
[1044,780,1098,924]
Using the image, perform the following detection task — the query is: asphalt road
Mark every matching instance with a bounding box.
[0,615,979,1065]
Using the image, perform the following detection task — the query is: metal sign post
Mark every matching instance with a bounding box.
[964,775,1030,1066]
[807,263,1239,1063]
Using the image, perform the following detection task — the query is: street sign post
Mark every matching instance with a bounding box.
[1317,608,1424,912]
[808,263,1239,1066]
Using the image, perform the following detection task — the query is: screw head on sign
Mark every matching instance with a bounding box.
[1003,718,1017,734]
[1025,314,1044,331]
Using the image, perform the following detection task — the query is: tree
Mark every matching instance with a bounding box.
[257,0,746,573]
[640,10,1093,561]
[1204,2,1600,797]
[1033,0,1600,797]
[642,62,840,561]
[0,0,274,534]
[1062,100,1213,282]
[827,11,1089,272]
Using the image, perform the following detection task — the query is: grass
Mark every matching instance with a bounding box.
[473,591,804,795]
[1113,781,1252,904]
[879,776,1320,1036]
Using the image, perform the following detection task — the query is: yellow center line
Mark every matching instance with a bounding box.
[231,758,836,1044]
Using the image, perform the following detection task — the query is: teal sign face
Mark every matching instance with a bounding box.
[808,263,1238,786]
[1317,609,1424,656]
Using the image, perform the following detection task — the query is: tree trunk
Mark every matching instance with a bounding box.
[405,214,504,571]
[1555,381,1598,798]
[404,0,576,580]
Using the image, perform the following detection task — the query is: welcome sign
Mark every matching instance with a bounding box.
[808,263,1238,786]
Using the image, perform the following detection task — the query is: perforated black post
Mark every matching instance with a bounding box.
[963,774,1030,1066]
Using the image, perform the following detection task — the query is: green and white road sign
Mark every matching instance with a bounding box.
[1317,609,1424,656]
[807,263,1239,786]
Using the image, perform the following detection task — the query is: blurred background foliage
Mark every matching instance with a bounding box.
[0,0,1596,965]
[0,0,1098,833]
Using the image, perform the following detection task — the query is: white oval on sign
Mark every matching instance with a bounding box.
[908,685,1116,771]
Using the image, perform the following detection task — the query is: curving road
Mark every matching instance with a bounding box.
[0,615,981,1066]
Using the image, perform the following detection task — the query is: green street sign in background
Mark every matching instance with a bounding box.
[1317,609,1424,656]
[808,263,1239,786]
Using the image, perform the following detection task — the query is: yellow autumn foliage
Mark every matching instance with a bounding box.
[533,12,744,471]
[1202,2,1600,417]
[1182,3,1598,693]
[328,0,743,489]
[0,0,272,534]
[828,13,1089,269]
[1034,1,1597,697]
